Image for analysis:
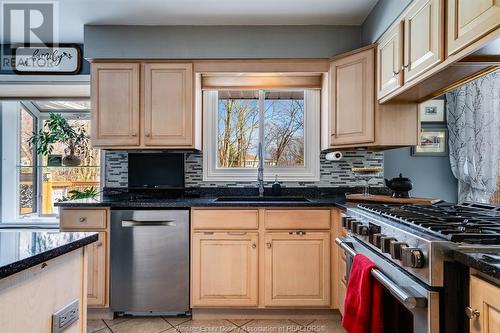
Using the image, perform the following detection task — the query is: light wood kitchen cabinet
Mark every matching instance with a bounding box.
[143,63,194,147]
[91,63,140,147]
[0,250,87,333]
[60,208,110,308]
[91,61,196,149]
[87,232,108,307]
[403,0,444,83]
[377,21,404,99]
[329,47,375,146]
[191,232,259,307]
[264,232,330,307]
[469,275,500,333]
[447,0,500,56]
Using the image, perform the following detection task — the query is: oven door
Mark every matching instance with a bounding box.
[336,236,440,333]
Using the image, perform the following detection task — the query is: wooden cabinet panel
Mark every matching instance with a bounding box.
[87,232,108,307]
[60,209,107,230]
[191,232,258,307]
[91,63,140,146]
[447,0,500,56]
[264,232,330,307]
[470,275,500,333]
[377,22,404,99]
[192,209,259,230]
[329,47,375,146]
[403,0,444,83]
[264,209,330,230]
[143,63,193,147]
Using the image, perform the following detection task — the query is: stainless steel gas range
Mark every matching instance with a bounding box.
[336,202,500,333]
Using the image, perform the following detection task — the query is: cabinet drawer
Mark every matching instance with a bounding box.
[60,209,107,230]
[264,209,330,229]
[192,209,259,230]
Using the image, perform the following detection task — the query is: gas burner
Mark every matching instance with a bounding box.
[358,203,500,244]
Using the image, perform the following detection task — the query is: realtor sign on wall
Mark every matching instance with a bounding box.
[13,45,82,74]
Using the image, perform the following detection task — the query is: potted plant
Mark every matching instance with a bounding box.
[28,113,89,166]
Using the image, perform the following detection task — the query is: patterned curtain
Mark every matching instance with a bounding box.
[446,71,500,203]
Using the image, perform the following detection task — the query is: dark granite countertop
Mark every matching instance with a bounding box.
[454,250,500,280]
[0,229,98,279]
[54,196,349,209]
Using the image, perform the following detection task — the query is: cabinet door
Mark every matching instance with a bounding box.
[377,22,404,99]
[91,63,140,146]
[470,275,500,333]
[191,232,258,307]
[143,63,193,147]
[447,0,500,56]
[329,47,375,146]
[87,232,108,307]
[264,232,330,307]
[403,0,444,83]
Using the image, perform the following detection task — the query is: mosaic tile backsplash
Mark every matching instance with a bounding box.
[104,151,384,188]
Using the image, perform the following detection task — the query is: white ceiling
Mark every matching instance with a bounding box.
[18,0,379,43]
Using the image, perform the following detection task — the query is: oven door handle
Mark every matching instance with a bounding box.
[335,237,427,309]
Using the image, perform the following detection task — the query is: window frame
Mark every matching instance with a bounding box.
[203,89,320,182]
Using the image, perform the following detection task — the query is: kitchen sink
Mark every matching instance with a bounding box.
[215,196,311,202]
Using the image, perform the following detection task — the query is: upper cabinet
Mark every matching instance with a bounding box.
[329,47,375,146]
[143,63,193,147]
[322,45,418,150]
[377,22,403,99]
[91,62,196,149]
[91,63,140,147]
[403,0,444,83]
[447,0,500,56]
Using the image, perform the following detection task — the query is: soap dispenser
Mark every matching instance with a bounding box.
[271,175,282,196]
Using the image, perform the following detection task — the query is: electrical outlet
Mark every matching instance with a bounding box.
[52,299,79,333]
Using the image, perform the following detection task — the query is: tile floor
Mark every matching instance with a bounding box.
[88,316,346,333]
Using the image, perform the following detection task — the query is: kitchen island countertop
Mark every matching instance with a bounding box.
[454,250,500,280]
[0,229,98,279]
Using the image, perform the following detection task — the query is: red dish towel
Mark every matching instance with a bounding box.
[342,254,384,333]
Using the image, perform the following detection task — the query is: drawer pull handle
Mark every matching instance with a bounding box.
[41,263,48,269]
[96,242,103,248]
[251,243,257,249]
[465,307,480,319]
[227,232,247,236]
[266,242,272,249]
[79,217,87,223]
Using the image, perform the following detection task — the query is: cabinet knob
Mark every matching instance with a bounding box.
[402,64,409,70]
[251,243,257,249]
[145,133,151,137]
[96,242,103,248]
[131,132,137,137]
[266,242,272,249]
[465,307,480,319]
[79,217,87,223]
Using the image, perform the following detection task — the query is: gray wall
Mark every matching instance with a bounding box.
[84,25,362,59]
[384,147,458,203]
[360,0,413,44]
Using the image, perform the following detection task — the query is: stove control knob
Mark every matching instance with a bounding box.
[380,237,397,253]
[371,233,385,248]
[401,247,425,268]
[357,225,369,236]
[341,217,351,229]
[390,242,409,260]
[350,221,360,232]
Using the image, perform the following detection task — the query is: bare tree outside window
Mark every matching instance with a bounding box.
[216,90,305,169]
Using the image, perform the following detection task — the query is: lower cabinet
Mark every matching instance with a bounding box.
[191,232,259,307]
[264,232,330,307]
[87,232,108,307]
[469,275,500,333]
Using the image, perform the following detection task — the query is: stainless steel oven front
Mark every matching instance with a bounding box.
[336,236,440,333]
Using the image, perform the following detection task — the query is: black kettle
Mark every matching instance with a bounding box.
[385,173,413,198]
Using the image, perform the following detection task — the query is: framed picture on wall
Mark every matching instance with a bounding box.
[411,128,448,156]
[420,99,445,122]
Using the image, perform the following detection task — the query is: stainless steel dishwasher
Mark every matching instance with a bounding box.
[110,209,189,315]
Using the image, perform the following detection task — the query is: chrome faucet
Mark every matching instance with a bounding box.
[257,143,264,197]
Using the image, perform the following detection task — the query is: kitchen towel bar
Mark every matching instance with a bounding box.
[335,237,427,309]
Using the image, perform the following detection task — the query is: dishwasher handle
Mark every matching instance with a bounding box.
[121,220,177,227]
